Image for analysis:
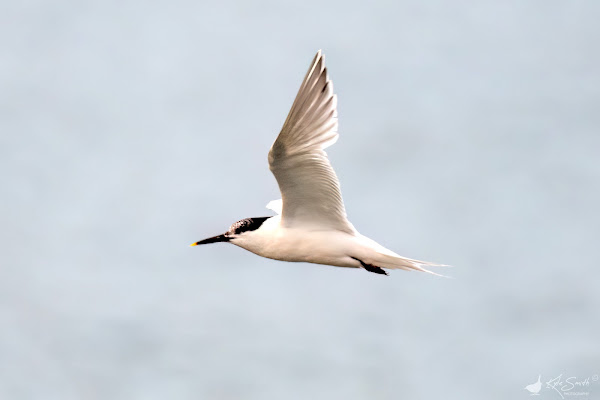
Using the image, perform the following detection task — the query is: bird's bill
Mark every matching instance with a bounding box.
[190,234,229,246]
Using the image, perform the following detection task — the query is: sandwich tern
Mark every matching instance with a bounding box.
[192,50,444,275]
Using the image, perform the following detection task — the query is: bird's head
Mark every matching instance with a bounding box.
[190,217,271,247]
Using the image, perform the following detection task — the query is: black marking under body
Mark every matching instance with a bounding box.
[351,257,388,276]
[229,217,271,235]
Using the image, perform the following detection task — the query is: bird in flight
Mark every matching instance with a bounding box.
[191,50,444,276]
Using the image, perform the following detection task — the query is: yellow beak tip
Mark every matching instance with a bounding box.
[189,243,198,247]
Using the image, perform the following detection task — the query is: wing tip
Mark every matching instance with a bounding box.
[314,49,325,69]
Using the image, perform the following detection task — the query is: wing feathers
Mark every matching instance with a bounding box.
[268,51,353,233]
[284,54,324,129]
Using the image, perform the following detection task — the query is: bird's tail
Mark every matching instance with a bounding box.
[375,253,447,276]
[372,252,448,276]
[353,235,449,276]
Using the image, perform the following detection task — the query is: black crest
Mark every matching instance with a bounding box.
[229,217,270,235]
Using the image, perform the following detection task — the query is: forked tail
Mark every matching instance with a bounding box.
[351,235,449,276]
[372,252,448,276]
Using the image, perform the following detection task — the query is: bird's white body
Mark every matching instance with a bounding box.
[231,215,349,265]
[231,214,436,274]
[233,215,356,266]
[192,50,444,275]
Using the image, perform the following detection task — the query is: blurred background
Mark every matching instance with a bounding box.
[1,0,599,399]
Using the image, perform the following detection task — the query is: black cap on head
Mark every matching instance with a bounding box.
[228,217,270,235]
[191,217,271,247]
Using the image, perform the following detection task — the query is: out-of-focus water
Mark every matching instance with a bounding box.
[1,1,599,399]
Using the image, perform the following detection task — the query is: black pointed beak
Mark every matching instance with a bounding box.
[190,234,230,246]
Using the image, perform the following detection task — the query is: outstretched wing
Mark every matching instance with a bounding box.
[268,50,354,234]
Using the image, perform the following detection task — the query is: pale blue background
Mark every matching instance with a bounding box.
[1,1,599,399]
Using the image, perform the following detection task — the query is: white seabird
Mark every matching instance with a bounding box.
[192,50,444,276]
